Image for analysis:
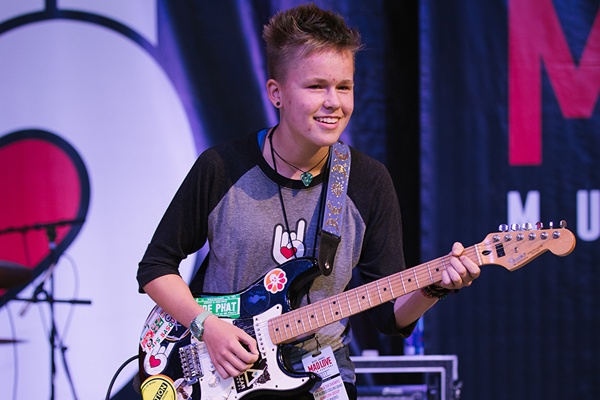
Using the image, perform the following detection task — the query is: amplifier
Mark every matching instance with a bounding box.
[356,384,429,400]
[351,355,461,400]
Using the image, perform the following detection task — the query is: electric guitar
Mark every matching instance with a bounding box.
[138,222,576,400]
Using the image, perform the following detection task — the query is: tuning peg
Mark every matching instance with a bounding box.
[510,223,520,231]
[522,222,533,230]
[548,221,554,229]
[536,222,543,230]
[498,224,509,232]
[560,220,567,228]
[516,233,524,241]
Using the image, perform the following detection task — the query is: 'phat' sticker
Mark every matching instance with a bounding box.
[196,294,241,318]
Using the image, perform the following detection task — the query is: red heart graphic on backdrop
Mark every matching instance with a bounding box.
[0,130,90,307]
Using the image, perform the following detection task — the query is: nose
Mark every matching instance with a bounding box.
[323,88,341,110]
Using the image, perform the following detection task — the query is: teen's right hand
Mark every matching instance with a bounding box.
[201,315,259,379]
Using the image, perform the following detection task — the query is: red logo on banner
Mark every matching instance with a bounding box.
[508,0,600,165]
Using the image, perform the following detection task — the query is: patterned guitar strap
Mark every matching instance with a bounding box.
[318,140,351,276]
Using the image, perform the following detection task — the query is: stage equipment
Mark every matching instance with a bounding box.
[5,219,91,400]
[351,355,461,400]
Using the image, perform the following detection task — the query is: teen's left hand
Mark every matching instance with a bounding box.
[437,242,480,289]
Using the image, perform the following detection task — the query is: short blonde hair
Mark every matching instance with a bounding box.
[262,3,363,81]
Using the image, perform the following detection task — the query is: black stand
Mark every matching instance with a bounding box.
[4,219,91,400]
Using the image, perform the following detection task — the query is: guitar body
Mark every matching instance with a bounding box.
[138,257,323,400]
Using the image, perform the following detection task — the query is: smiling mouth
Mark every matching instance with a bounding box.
[314,117,340,124]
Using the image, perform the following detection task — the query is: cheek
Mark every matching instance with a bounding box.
[294,99,321,117]
[343,99,354,116]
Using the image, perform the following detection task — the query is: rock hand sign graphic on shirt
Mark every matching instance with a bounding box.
[272,219,306,264]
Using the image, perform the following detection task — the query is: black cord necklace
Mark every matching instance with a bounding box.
[268,125,328,260]
[270,130,329,186]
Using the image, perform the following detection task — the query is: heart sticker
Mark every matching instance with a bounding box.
[149,355,161,368]
[0,130,90,306]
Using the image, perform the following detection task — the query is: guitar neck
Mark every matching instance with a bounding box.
[268,245,481,345]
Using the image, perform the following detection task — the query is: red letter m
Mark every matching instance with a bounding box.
[509,0,600,165]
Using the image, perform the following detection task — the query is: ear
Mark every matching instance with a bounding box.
[266,79,281,108]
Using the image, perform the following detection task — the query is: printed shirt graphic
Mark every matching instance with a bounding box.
[272,219,307,264]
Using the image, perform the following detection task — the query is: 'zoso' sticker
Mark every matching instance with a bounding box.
[263,268,288,294]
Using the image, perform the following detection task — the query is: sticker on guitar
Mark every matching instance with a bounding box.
[138,221,576,400]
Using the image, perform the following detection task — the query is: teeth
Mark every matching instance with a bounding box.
[315,117,338,124]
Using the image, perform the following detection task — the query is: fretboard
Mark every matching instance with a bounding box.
[268,245,480,344]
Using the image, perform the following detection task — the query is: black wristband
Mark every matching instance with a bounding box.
[421,285,456,300]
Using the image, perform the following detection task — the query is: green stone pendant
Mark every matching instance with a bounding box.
[301,172,313,186]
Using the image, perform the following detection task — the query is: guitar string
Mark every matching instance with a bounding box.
[266,250,478,342]
[266,236,563,343]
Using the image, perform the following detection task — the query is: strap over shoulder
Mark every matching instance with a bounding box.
[318,141,351,276]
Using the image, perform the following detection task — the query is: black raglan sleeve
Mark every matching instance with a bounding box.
[136,147,227,292]
[348,150,416,337]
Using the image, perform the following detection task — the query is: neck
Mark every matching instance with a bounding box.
[264,126,329,180]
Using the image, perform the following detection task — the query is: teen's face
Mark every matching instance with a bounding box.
[272,49,355,149]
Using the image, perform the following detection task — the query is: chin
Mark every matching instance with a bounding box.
[313,133,343,148]
[316,126,346,142]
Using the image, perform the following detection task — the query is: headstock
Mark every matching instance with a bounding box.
[476,220,576,271]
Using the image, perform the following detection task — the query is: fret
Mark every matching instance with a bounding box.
[270,320,282,343]
[286,311,299,338]
[318,302,327,327]
[388,276,396,298]
[306,305,315,331]
[376,281,383,303]
[441,256,448,273]
[302,308,311,332]
[280,313,293,341]
[327,298,335,322]
[355,289,363,311]
[339,293,350,317]
[413,268,419,288]
[296,311,306,335]
[400,273,407,293]
[473,243,483,266]
[378,281,392,303]
[346,293,353,315]
[426,262,433,284]
[332,296,342,319]
[273,317,283,342]
[365,285,373,307]
[302,307,312,332]
[405,273,415,293]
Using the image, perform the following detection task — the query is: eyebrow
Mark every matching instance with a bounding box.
[306,77,355,86]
